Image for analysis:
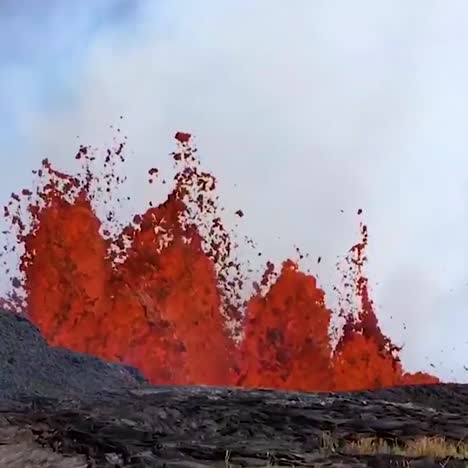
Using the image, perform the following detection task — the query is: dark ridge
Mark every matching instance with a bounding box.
[0,308,147,401]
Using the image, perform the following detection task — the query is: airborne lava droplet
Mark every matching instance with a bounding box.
[235,210,244,218]
[1,133,438,392]
[174,131,191,144]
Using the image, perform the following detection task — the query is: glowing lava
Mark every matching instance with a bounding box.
[1,132,438,391]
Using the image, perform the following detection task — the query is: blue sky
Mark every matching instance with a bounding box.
[1,1,468,381]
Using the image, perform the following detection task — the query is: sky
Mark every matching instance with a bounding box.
[1,0,468,381]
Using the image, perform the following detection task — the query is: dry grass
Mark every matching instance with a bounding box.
[342,436,468,460]
[319,431,468,461]
[224,434,468,467]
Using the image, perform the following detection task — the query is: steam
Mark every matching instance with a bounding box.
[1,0,468,381]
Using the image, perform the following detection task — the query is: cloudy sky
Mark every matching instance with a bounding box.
[1,0,468,381]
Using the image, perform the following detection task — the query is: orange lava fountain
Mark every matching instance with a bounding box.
[1,132,438,391]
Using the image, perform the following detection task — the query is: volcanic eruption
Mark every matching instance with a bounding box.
[1,131,438,392]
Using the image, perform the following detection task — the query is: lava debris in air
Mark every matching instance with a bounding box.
[1,132,438,391]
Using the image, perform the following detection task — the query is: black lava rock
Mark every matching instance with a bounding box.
[0,308,147,400]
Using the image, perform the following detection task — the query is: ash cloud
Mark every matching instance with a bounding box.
[1,0,468,381]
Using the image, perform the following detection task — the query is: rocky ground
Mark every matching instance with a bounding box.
[0,309,466,467]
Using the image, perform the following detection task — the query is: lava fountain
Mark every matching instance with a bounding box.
[1,132,438,391]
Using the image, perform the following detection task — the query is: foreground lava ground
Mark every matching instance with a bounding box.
[1,382,468,467]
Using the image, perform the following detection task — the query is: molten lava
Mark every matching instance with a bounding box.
[2,132,438,391]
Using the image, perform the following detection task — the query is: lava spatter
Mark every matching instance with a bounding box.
[238,260,334,391]
[1,132,438,391]
[331,220,438,390]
